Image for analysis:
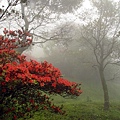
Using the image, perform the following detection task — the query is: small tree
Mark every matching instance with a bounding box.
[0,29,82,120]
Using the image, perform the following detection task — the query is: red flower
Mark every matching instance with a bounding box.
[1,81,6,86]
[13,115,17,120]
[11,107,15,111]
[52,83,56,88]
[27,107,31,111]
[40,82,45,87]
[2,88,6,93]
[29,79,33,83]
[29,99,34,104]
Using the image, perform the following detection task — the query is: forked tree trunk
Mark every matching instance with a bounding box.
[99,67,109,110]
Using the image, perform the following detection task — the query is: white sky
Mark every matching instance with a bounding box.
[0,0,119,8]
[0,0,8,8]
[0,0,91,9]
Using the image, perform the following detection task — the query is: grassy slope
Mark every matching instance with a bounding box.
[17,77,120,120]
[19,79,120,120]
[27,101,120,120]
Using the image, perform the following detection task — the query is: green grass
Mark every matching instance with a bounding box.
[21,100,120,120]
[19,78,120,120]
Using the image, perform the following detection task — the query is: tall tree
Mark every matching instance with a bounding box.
[0,0,83,54]
[80,0,120,110]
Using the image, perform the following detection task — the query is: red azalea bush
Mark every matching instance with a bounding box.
[0,29,82,120]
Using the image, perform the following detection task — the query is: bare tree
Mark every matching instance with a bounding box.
[80,0,120,110]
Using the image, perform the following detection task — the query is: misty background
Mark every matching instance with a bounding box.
[0,0,120,103]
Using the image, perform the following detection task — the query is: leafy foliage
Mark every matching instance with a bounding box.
[0,29,82,120]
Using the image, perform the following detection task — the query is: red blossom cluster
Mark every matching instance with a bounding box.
[0,29,82,120]
[0,28,32,50]
[0,60,82,95]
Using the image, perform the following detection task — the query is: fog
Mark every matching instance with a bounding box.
[16,0,120,102]
[0,0,120,119]
[34,0,120,102]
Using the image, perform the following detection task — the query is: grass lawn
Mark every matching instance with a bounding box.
[19,99,120,120]
[19,78,120,120]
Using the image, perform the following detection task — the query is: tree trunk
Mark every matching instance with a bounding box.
[15,46,29,54]
[99,67,109,110]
